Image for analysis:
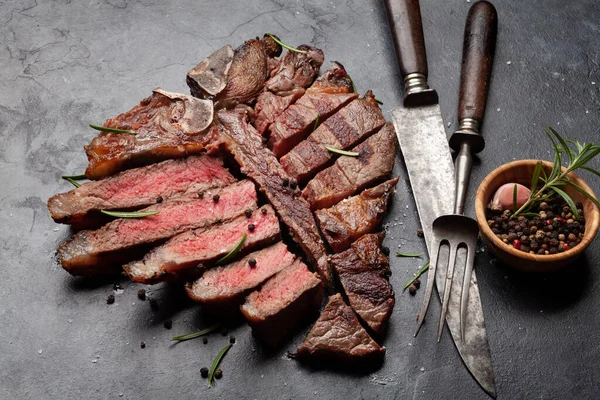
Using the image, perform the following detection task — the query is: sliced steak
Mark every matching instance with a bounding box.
[315,178,398,252]
[330,234,395,335]
[84,89,215,180]
[124,205,280,284]
[186,242,295,311]
[280,91,385,183]
[253,91,302,136]
[214,110,333,287]
[48,156,236,230]
[58,180,257,276]
[303,122,398,210]
[240,259,323,347]
[296,293,385,368]
[267,62,357,158]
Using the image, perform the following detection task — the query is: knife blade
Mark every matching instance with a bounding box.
[383,0,496,397]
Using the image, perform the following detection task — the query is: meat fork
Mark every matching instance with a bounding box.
[414,1,497,342]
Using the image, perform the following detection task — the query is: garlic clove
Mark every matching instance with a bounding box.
[489,183,531,211]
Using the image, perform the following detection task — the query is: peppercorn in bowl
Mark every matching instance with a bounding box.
[475,160,600,272]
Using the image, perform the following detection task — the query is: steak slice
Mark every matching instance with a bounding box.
[253,91,302,136]
[58,180,257,276]
[214,110,333,287]
[280,91,385,184]
[267,62,358,158]
[303,122,398,210]
[330,234,395,335]
[124,205,280,284]
[48,156,236,230]
[186,242,295,311]
[84,89,215,180]
[296,293,385,367]
[315,178,398,252]
[240,259,323,347]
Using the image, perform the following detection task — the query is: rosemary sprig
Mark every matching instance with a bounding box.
[512,127,600,218]
[64,177,81,188]
[267,34,307,54]
[62,174,86,188]
[396,252,423,257]
[313,113,320,132]
[216,232,247,265]
[375,98,383,105]
[89,124,138,135]
[208,344,233,388]
[100,210,159,218]
[403,260,430,290]
[324,146,359,157]
[170,323,222,342]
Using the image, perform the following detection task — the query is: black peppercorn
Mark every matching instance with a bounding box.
[381,246,390,256]
[198,190,205,198]
[248,223,255,232]
[137,289,146,301]
[156,196,163,203]
[416,229,424,238]
[213,194,220,202]
[408,284,417,296]
[244,209,253,218]
[214,369,223,379]
[248,258,257,267]
[163,320,172,330]
[200,367,209,378]
[261,208,267,215]
[282,177,289,186]
[289,179,297,189]
[140,341,146,349]
[149,298,159,311]
[414,279,421,289]
[229,336,236,344]
[107,294,115,304]
[202,337,208,345]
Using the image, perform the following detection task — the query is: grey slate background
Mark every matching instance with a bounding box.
[1,0,599,399]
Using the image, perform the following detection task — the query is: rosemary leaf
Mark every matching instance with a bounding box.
[549,127,573,164]
[375,98,383,105]
[267,34,307,54]
[208,344,233,388]
[89,124,138,135]
[64,177,81,188]
[100,210,159,218]
[61,174,86,180]
[170,323,221,342]
[549,186,579,218]
[216,232,247,265]
[313,113,320,132]
[403,260,430,290]
[324,146,359,157]
[512,184,518,214]
[396,252,423,257]
[567,180,600,208]
[530,161,543,194]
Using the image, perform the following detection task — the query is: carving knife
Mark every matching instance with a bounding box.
[383,0,496,397]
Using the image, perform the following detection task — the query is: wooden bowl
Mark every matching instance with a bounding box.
[475,160,600,272]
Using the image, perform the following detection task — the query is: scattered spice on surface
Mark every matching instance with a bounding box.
[248,258,257,268]
[261,208,267,215]
[203,337,208,345]
[156,196,163,203]
[213,194,220,202]
[198,190,205,198]
[171,323,222,342]
[216,232,247,265]
[164,320,172,330]
[140,341,146,349]
[396,252,423,257]
[200,367,209,378]
[107,294,115,304]
[282,177,290,187]
[229,336,236,344]
[414,279,421,289]
[408,285,417,296]
[248,223,255,232]
[137,289,146,301]
[381,246,390,256]
[244,209,253,218]
[404,260,430,290]
[416,229,424,238]
[101,210,159,219]
[208,344,233,387]
[149,298,159,311]
[214,369,223,379]
[289,179,297,189]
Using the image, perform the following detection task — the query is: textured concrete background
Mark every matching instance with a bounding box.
[1,0,599,399]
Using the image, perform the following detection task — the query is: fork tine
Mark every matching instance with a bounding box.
[460,243,476,341]
[437,243,458,342]
[414,240,442,337]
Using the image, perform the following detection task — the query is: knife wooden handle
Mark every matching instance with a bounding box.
[457,1,497,125]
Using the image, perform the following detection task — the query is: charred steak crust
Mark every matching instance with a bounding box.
[330,234,395,335]
[240,259,324,347]
[306,61,353,95]
[315,178,399,252]
[296,293,385,367]
[48,156,236,230]
[186,241,296,310]
[123,204,281,284]
[58,180,257,276]
[302,122,398,210]
[280,90,385,184]
[84,89,215,180]
[214,110,333,288]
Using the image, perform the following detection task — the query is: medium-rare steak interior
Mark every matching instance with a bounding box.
[240,259,323,347]
[330,234,395,335]
[58,180,257,276]
[296,293,385,368]
[186,241,296,310]
[124,205,281,284]
[302,122,398,210]
[84,89,215,180]
[48,156,236,230]
[315,178,398,252]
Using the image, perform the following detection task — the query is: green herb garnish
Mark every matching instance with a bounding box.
[216,232,247,265]
[512,127,600,218]
[89,124,138,135]
[208,344,233,388]
[100,210,159,218]
[512,184,517,214]
[403,260,430,290]
[170,323,222,342]
[396,252,423,257]
[267,34,307,54]
[62,174,86,188]
[324,146,359,157]
[313,113,320,132]
[375,98,383,105]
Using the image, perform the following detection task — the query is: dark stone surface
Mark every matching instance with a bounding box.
[1,0,599,399]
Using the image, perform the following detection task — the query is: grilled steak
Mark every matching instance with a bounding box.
[267,62,357,158]
[84,89,215,180]
[253,45,324,135]
[124,205,280,284]
[296,293,385,367]
[48,156,236,230]
[302,123,398,210]
[58,180,257,276]
[214,110,333,287]
[280,91,385,183]
[315,178,398,252]
[186,242,295,311]
[330,234,394,335]
[240,259,323,346]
